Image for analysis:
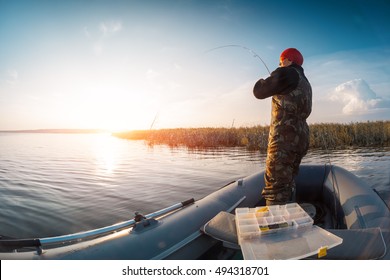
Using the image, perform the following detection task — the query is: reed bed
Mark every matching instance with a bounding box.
[114,121,390,151]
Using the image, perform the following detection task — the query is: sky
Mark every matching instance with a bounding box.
[1,0,389,131]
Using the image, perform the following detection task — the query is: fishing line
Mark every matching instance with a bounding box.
[149,112,159,130]
[204,44,271,75]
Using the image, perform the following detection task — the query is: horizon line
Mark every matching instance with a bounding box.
[1,120,389,134]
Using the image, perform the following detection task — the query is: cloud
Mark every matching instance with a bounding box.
[330,79,390,114]
[303,48,390,122]
[84,20,123,55]
[99,21,122,36]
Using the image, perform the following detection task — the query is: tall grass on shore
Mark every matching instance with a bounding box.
[113,121,390,151]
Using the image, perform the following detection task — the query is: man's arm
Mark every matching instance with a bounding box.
[253,66,299,99]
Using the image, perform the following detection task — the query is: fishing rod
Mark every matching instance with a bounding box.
[204,44,271,75]
[149,112,159,130]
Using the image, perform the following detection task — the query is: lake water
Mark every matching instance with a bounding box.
[1,133,389,239]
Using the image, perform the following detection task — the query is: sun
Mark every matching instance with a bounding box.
[70,90,160,133]
[99,119,135,133]
[89,112,152,133]
[82,105,156,133]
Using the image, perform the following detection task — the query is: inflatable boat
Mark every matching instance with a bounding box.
[1,164,389,260]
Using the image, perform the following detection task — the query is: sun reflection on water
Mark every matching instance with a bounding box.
[92,133,122,174]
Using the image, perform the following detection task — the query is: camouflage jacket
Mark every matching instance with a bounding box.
[253,64,312,151]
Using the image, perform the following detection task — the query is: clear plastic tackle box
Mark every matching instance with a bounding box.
[235,203,343,260]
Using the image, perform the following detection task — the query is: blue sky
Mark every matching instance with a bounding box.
[1,0,389,131]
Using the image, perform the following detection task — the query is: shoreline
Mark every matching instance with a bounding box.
[113,121,390,151]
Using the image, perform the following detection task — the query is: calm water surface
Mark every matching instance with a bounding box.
[1,133,389,239]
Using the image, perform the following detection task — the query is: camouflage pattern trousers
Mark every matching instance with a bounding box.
[262,127,309,205]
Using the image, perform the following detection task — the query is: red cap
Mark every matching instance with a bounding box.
[280,48,304,66]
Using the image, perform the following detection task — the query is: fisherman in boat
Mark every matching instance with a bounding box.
[253,48,312,206]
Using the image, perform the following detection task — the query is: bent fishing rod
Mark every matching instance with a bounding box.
[204,44,271,75]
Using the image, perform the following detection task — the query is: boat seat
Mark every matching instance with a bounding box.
[201,211,240,250]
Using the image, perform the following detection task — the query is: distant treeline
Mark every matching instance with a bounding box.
[0,129,106,134]
[113,121,390,151]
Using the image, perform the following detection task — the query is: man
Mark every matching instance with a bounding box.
[253,48,312,205]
